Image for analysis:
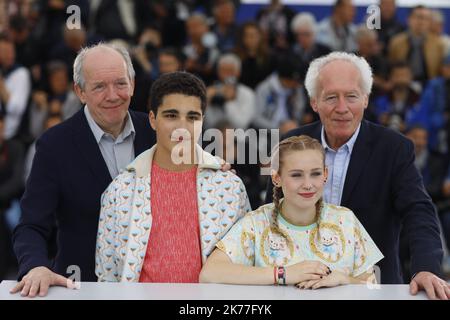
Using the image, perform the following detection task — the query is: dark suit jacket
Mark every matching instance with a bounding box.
[266,120,443,283]
[13,109,155,281]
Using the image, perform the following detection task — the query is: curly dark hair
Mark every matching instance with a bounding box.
[149,71,207,115]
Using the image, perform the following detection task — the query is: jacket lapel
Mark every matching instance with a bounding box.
[130,111,154,156]
[310,122,322,140]
[70,110,112,188]
[341,120,373,206]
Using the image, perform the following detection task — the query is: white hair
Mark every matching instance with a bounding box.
[290,12,317,35]
[304,51,373,99]
[73,42,135,89]
[218,53,241,73]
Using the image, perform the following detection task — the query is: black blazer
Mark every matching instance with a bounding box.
[13,109,155,281]
[265,120,443,283]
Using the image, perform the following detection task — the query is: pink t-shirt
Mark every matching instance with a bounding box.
[139,162,202,283]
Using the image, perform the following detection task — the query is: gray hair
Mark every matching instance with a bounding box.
[290,12,317,35]
[218,53,241,73]
[430,9,444,24]
[73,42,135,89]
[304,51,373,99]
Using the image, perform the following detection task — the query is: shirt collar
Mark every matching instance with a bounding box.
[126,144,222,177]
[84,105,135,143]
[321,123,361,153]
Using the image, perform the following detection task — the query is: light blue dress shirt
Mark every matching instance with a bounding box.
[321,124,361,205]
[84,106,135,179]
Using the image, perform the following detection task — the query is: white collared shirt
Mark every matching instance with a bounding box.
[321,124,361,205]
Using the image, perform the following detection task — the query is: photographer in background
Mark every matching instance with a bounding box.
[0,34,31,140]
[158,48,184,75]
[28,61,81,140]
[132,27,162,81]
[183,13,220,85]
[253,53,311,132]
[205,53,256,130]
[131,27,162,113]
[373,62,422,132]
[209,120,263,209]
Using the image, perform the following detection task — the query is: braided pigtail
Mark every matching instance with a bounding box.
[272,184,284,232]
[315,197,324,233]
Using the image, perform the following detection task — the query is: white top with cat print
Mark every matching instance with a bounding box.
[216,201,384,277]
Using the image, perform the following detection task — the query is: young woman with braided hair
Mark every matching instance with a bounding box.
[200,135,383,289]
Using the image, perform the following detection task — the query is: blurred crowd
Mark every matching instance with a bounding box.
[0,0,450,282]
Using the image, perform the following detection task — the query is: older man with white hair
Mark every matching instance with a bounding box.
[266,51,450,300]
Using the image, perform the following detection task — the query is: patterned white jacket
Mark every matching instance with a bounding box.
[95,144,252,282]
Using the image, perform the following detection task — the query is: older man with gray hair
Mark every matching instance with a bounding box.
[205,53,256,130]
[290,12,330,66]
[10,43,156,297]
[429,9,450,56]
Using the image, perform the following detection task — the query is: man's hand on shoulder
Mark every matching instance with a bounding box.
[218,157,236,174]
